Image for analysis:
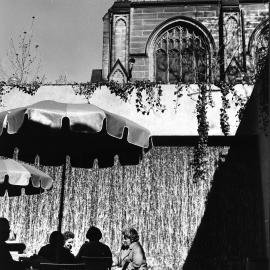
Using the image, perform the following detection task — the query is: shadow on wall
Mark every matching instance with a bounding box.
[183,58,269,270]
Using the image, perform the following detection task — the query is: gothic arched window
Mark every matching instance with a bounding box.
[154,25,209,83]
[254,25,269,72]
[114,18,127,67]
[247,20,269,75]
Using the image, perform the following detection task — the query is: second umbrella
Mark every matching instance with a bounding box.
[0,158,53,196]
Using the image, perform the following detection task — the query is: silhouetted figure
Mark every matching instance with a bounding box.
[77,226,112,270]
[128,58,135,81]
[38,231,76,263]
[0,217,25,270]
[113,228,147,270]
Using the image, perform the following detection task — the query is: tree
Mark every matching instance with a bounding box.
[55,73,69,84]
[4,16,45,84]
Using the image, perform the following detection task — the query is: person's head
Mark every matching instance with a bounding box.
[63,231,74,250]
[122,227,139,248]
[0,217,10,242]
[86,226,102,242]
[49,231,64,246]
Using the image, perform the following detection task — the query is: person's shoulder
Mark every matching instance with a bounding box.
[99,242,111,250]
[41,244,50,248]
[79,241,90,250]
[77,241,91,255]
[80,241,90,247]
[96,242,111,256]
[131,242,140,247]
[60,246,73,254]
[99,242,109,248]
[62,247,75,260]
[39,244,50,251]
[130,242,143,251]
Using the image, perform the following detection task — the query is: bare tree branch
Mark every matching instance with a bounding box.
[3,17,45,84]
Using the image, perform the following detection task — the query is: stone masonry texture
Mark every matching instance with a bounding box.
[102,1,269,81]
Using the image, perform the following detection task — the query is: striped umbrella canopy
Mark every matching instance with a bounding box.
[0,158,53,196]
[0,100,152,230]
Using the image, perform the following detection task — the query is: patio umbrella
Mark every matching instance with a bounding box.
[0,158,53,196]
[0,100,152,230]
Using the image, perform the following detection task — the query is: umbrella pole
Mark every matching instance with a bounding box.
[58,157,67,232]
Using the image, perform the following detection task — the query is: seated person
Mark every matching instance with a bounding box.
[63,231,75,255]
[77,226,112,269]
[0,217,26,270]
[38,231,76,264]
[113,228,147,270]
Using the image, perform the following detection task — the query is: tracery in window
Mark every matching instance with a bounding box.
[155,49,167,83]
[254,26,269,73]
[247,20,269,76]
[154,25,209,83]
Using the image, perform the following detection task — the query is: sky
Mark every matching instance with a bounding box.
[0,0,115,83]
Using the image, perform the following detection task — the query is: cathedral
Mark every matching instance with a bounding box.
[100,0,268,83]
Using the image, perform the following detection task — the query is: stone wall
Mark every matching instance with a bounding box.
[241,3,268,40]
[130,4,219,80]
[241,2,269,67]
[102,1,269,82]
[102,13,110,80]
[130,5,219,54]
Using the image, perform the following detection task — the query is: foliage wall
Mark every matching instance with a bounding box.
[0,146,226,269]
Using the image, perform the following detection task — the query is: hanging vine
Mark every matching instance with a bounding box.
[0,74,258,183]
[72,80,166,115]
[207,83,215,108]
[72,82,101,103]
[230,86,250,122]
[0,80,42,107]
[173,83,185,113]
[17,81,42,96]
[0,81,9,106]
[218,82,231,136]
[257,56,269,137]
[193,83,209,183]
[134,81,166,115]
[108,81,134,102]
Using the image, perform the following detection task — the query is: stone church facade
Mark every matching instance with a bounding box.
[101,0,268,83]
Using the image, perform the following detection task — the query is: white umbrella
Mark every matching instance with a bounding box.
[0,100,152,230]
[0,158,53,196]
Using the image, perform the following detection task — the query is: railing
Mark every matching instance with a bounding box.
[39,263,86,270]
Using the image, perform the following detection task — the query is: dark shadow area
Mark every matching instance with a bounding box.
[152,135,255,147]
[183,59,269,270]
[0,116,145,168]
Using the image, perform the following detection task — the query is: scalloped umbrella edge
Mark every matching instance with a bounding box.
[0,100,152,230]
[0,158,53,196]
